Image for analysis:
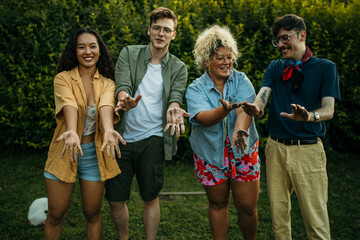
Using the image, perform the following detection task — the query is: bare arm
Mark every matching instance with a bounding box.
[234,108,252,133]
[255,86,271,110]
[231,107,251,153]
[309,97,335,121]
[63,106,78,132]
[242,87,272,118]
[99,106,126,159]
[195,106,231,126]
[195,99,241,127]
[280,97,335,122]
[55,106,83,162]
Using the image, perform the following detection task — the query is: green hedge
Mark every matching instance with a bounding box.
[1,0,359,156]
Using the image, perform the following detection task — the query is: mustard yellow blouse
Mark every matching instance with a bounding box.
[44,66,120,183]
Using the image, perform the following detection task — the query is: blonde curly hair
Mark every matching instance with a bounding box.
[193,25,240,73]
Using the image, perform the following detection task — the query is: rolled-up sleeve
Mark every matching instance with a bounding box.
[114,47,133,98]
[185,82,213,125]
[169,62,188,105]
[53,74,78,120]
[235,74,256,103]
[99,79,120,123]
[99,80,116,109]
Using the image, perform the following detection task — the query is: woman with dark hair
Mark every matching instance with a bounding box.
[44,27,125,240]
[57,27,115,80]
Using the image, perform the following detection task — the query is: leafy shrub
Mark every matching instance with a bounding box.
[0,0,359,156]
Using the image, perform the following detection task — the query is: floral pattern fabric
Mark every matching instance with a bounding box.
[82,104,96,136]
[194,137,260,186]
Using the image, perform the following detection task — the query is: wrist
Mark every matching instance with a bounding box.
[235,128,248,136]
[313,112,320,122]
[258,108,264,117]
[117,91,128,101]
[168,102,180,109]
[221,104,232,112]
[103,128,114,132]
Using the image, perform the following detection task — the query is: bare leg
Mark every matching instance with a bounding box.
[203,181,231,240]
[143,197,160,240]
[44,178,74,240]
[79,179,105,240]
[108,201,129,240]
[230,179,260,240]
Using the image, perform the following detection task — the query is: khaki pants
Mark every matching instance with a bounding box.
[265,137,330,240]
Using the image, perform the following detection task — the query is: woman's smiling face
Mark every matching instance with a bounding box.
[76,33,100,69]
[208,46,234,80]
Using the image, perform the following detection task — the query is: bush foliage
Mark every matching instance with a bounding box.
[1,0,359,155]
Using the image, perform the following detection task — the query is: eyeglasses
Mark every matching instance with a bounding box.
[214,55,233,64]
[271,31,300,47]
[151,25,175,35]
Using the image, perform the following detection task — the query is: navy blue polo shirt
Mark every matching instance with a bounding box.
[261,56,341,139]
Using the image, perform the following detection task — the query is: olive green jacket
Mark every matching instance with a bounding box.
[114,44,188,160]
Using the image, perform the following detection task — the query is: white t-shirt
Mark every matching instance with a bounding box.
[122,63,164,142]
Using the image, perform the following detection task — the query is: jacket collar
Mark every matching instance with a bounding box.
[203,70,234,93]
[70,66,100,81]
[144,44,170,67]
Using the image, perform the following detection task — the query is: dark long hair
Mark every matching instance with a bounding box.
[57,27,114,80]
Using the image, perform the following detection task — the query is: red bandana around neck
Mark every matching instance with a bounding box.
[282,47,313,81]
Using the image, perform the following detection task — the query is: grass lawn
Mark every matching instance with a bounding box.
[0,147,359,239]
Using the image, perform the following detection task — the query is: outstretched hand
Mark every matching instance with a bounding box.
[280,104,310,121]
[219,99,242,111]
[55,130,83,163]
[115,94,142,112]
[101,129,126,159]
[241,101,264,118]
[163,107,190,137]
[231,128,250,154]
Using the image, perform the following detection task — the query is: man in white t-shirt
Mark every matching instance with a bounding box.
[105,7,188,240]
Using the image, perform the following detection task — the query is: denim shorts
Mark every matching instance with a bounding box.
[44,142,101,182]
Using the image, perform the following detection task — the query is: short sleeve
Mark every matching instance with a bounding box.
[321,62,341,101]
[261,61,275,89]
[235,73,256,103]
[115,47,133,98]
[99,79,116,109]
[169,62,188,105]
[99,79,120,123]
[185,82,213,125]
[53,73,78,120]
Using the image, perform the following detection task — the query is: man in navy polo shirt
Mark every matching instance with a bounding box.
[242,14,340,240]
